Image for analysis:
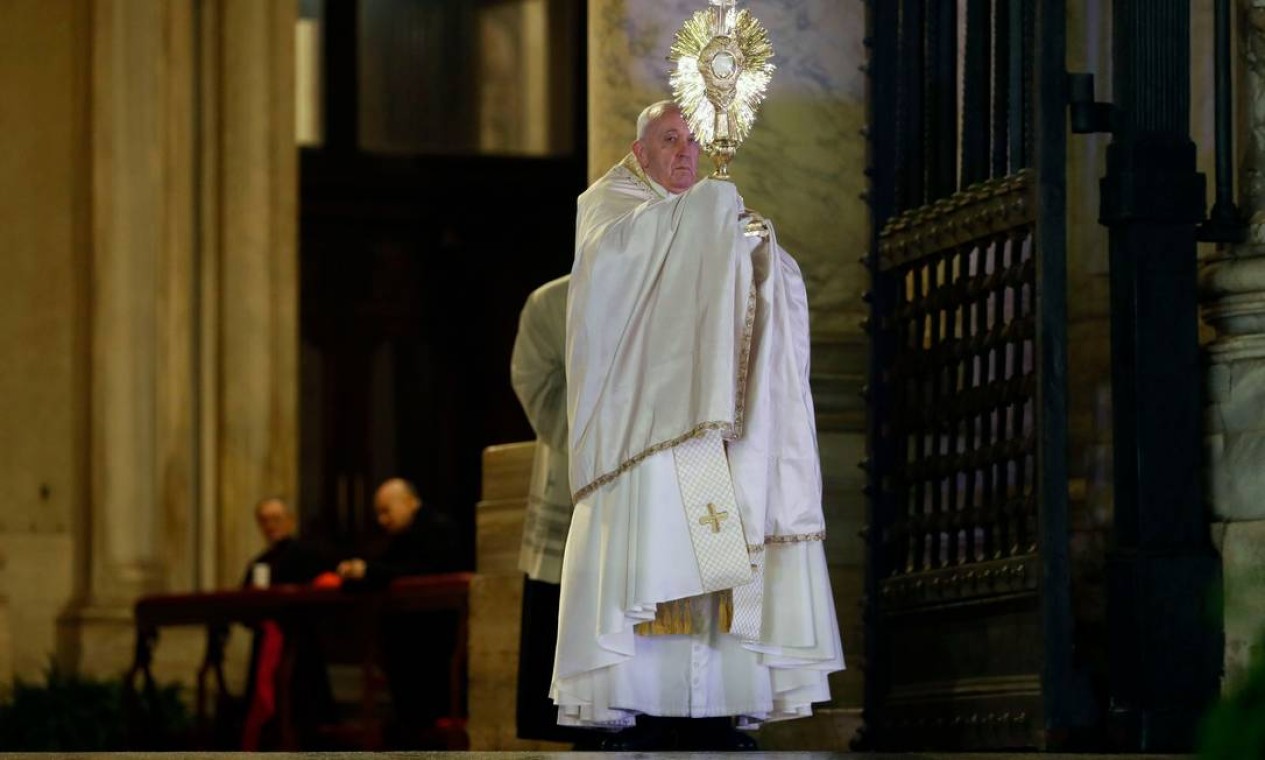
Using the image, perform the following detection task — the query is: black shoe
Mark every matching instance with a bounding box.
[723,728,759,751]
[571,736,605,751]
[676,718,759,751]
[598,719,677,751]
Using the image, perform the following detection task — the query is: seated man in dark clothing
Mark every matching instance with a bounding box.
[243,497,333,588]
[338,478,461,746]
[240,497,336,750]
[337,478,459,586]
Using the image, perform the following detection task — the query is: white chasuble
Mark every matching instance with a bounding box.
[551,156,844,728]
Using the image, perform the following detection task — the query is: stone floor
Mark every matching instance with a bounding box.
[0,748,1194,753]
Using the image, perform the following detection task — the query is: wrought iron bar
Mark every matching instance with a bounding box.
[859,0,899,746]
[928,0,960,199]
[992,0,1011,177]
[1032,0,1073,730]
[962,0,992,187]
[1008,0,1024,171]
[928,255,948,569]
[999,236,1019,558]
[945,249,964,566]
[1198,0,1248,242]
[897,0,927,212]
[964,245,986,563]
[1020,0,1035,166]
[915,265,936,569]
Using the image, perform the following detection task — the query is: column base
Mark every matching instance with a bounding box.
[1211,519,1265,689]
[57,602,137,678]
[1106,551,1223,752]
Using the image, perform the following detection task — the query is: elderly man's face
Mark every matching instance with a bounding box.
[255,500,295,545]
[633,108,700,194]
[374,486,419,535]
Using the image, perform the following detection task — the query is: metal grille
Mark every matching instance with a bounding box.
[869,175,1045,748]
[881,175,1037,603]
[862,0,1068,749]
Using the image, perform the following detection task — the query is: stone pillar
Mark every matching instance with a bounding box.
[1202,2,1265,688]
[61,0,297,677]
[0,0,91,681]
[467,443,572,751]
[588,0,868,746]
[1202,0,1265,689]
[208,0,300,589]
[65,0,202,674]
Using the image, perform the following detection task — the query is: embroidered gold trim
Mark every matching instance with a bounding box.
[572,420,734,502]
[765,531,827,544]
[619,153,663,198]
[748,532,827,551]
[733,276,758,437]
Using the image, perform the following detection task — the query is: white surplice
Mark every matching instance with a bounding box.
[512,275,574,585]
[551,156,844,728]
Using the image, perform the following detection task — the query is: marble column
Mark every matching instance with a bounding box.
[209,0,300,589]
[61,0,298,677]
[1202,0,1265,689]
[64,0,201,674]
[0,0,90,681]
[588,0,868,745]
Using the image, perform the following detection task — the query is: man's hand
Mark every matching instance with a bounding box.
[740,207,770,239]
[337,558,367,579]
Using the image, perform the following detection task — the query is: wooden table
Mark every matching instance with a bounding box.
[125,572,472,750]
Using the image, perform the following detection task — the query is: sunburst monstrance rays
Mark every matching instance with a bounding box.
[668,6,775,155]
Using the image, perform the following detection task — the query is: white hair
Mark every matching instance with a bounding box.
[636,100,681,141]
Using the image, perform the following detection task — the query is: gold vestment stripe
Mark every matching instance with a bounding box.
[634,590,733,637]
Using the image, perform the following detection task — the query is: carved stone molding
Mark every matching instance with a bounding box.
[1202,256,1265,344]
[1243,0,1265,226]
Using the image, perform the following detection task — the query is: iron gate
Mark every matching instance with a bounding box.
[860,0,1075,749]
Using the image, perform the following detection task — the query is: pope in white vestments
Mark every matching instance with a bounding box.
[550,101,844,740]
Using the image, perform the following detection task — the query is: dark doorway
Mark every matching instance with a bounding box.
[297,0,587,565]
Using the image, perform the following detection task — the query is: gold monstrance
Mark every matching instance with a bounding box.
[668,0,775,181]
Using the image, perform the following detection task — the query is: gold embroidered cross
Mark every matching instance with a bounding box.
[699,503,729,533]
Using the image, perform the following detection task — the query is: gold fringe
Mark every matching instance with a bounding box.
[634,590,734,637]
[716,588,733,632]
[634,596,699,636]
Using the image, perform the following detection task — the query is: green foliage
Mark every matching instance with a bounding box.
[0,663,190,751]
[1201,632,1265,759]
